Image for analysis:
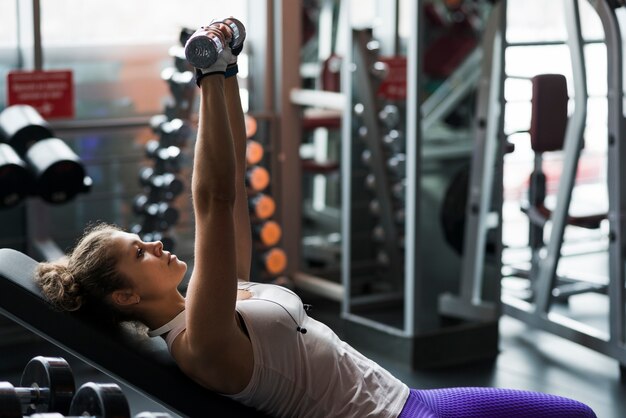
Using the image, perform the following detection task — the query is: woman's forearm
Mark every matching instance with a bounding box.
[225,75,252,280]
[192,76,237,210]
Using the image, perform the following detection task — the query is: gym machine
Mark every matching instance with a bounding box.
[441,0,626,377]
[330,0,501,368]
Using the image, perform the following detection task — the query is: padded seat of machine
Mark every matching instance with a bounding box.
[0,248,268,418]
[521,203,606,229]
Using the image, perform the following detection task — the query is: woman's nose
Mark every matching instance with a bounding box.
[152,240,164,256]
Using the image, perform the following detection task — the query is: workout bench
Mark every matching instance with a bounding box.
[0,248,268,418]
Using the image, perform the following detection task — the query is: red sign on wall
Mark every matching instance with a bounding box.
[7,70,74,119]
[376,56,407,101]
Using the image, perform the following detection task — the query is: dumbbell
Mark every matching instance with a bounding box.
[364,174,376,191]
[387,153,406,177]
[0,143,34,209]
[246,139,264,166]
[145,141,182,173]
[0,356,75,417]
[133,195,179,230]
[368,200,405,224]
[129,225,176,252]
[139,167,184,200]
[27,383,137,418]
[245,114,258,139]
[253,220,282,247]
[149,116,192,148]
[370,61,389,80]
[160,68,195,106]
[378,104,400,129]
[246,166,270,193]
[249,193,276,221]
[392,179,406,200]
[168,45,194,73]
[184,17,246,69]
[259,247,287,277]
[361,150,372,166]
[0,105,92,204]
[382,129,405,153]
[0,105,53,156]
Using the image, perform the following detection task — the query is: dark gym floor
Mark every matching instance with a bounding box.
[0,287,624,418]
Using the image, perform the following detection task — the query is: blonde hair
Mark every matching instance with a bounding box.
[35,222,137,326]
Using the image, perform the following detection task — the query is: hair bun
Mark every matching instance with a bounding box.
[35,261,83,311]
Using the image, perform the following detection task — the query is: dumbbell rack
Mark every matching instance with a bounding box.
[350,29,406,294]
[130,29,196,252]
[245,119,290,284]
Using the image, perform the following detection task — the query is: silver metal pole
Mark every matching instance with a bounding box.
[404,0,423,336]
[534,0,587,314]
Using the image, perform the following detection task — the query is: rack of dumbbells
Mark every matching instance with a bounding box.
[244,116,290,284]
[130,29,196,252]
[350,29,406,292]
[0,105,92,212]
[0,356,171,418]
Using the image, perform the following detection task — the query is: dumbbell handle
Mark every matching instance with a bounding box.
[14,386,50,405]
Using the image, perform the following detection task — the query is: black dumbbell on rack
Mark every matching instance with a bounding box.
[0,105,92,206]
[138,167,184,202]
[0,143,34,208]
[145,140,182,174]
[0,356,75,416]
[132,195,180,232]
[129,224,176,253]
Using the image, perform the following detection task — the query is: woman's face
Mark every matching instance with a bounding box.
[111,231,187,301]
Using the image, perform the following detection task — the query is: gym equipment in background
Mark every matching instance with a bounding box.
[0,105,92,207]
[441,0,626,378]
[244,115,290,283]
[131,29,196,252]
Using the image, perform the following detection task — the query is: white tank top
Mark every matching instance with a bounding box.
[151,282,409,418]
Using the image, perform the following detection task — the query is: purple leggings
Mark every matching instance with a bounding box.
[398,387,597,418]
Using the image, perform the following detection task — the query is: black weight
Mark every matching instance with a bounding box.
[20,356,75,416]
[440,164,470,255]
[0,382,23,418]
[0,143,34,209]
[24,138,91,204]
[139,167,184,199]
[0,105,53,155]
[69,382,130,418]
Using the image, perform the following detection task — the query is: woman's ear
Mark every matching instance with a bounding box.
[111,289,140,306]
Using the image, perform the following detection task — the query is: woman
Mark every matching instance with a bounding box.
[35,20,596,418]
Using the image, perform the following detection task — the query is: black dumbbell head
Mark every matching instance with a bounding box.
[0,105,54,155]
[20,356,75,415]
[0,143,34,209]
[24,138,88,204]
[69,382,130,418]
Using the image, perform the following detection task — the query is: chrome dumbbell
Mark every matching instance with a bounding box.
[184,17,246,69]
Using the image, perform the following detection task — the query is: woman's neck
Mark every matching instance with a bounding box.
[138,291,186,330]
